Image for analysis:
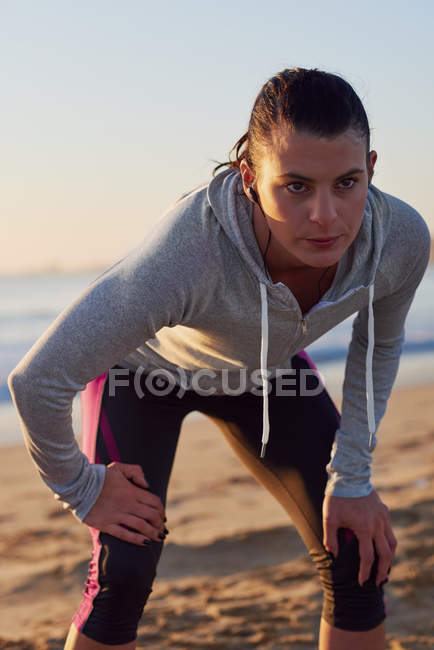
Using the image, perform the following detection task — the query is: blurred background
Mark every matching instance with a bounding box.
[1,0,433,445]
[1,4,434,647]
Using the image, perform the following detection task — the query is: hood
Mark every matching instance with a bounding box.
[207,167,392,459]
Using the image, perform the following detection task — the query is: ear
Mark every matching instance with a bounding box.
[367,150,377,185]
[240,159,256,201]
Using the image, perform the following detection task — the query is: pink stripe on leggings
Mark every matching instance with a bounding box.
[99,406,121,462]
[73,526,103,633]
[81,371,108,463]
[73,371,110,634]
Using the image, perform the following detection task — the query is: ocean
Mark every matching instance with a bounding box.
[1,267,434,446]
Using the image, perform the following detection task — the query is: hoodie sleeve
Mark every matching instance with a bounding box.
[7,202,215,522]
[324,211,431,498]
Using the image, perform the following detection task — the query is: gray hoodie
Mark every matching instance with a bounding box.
[8,167,431,521]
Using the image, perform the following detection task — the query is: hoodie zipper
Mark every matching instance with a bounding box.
[299,286,365,332]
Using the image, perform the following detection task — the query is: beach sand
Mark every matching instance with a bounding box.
[0,383,433,649]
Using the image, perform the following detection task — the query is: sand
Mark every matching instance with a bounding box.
[0,383,433,649]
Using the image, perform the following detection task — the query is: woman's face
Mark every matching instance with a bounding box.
[241,127,377,272]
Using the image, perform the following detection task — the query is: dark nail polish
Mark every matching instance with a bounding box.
[163,516,167,522]
[158,531,166,541]
[142,539,152,546]
[163,527,169,535]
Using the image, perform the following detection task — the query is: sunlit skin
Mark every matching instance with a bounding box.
[240,127,377,289]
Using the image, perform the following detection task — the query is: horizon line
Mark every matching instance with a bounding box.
[1,238,433,277]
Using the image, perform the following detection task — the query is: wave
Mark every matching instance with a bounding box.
[0,310,58,322]
[309,338,434,364]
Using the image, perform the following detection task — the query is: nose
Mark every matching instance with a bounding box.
[309,190,338,228]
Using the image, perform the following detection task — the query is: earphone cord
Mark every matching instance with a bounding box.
[258,202,332,301]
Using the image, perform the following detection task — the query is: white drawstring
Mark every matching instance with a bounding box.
[366,283,376,452]
[258,281,376,458]
[259,283,270,458]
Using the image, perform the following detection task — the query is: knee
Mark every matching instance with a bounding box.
[77,534,162,645]
[98,533,159,597]
[314,528,388,631]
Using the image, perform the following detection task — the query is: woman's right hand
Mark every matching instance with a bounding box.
[83,462,167,546]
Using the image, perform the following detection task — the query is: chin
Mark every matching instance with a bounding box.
[304,239,349,265]
[303,249,342,267]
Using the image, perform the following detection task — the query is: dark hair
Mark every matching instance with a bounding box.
[212,67,371,177]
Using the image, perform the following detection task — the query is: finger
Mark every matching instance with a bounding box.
[135,487,165,520]
[323,518,338,558]
[121,514,166,541]
[377,527,397,587]
[357,534,375,587]
[131,501,166,530]
[385,526,398,556]
[120,463,149,489]
[107,523,153,547]
[373,533,393,587]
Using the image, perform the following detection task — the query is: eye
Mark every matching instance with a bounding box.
[286,182,306,194]
[338,177,358,189]
[286,177,359,195]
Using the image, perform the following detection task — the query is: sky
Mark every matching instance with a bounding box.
[1,0,433,274]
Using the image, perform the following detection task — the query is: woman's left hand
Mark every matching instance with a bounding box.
[322,488,398,587]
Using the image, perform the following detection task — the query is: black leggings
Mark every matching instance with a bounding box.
[73,353,388,644]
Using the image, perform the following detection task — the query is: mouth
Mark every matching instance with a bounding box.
[307,236,340,247]
[308,236,340,241]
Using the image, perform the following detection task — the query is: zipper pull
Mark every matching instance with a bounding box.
[301,318,307,334]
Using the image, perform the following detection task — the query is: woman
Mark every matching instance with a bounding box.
[8,68,431,650]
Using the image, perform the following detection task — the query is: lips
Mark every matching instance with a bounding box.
[306,236,340,248]
[308,236,339,243]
